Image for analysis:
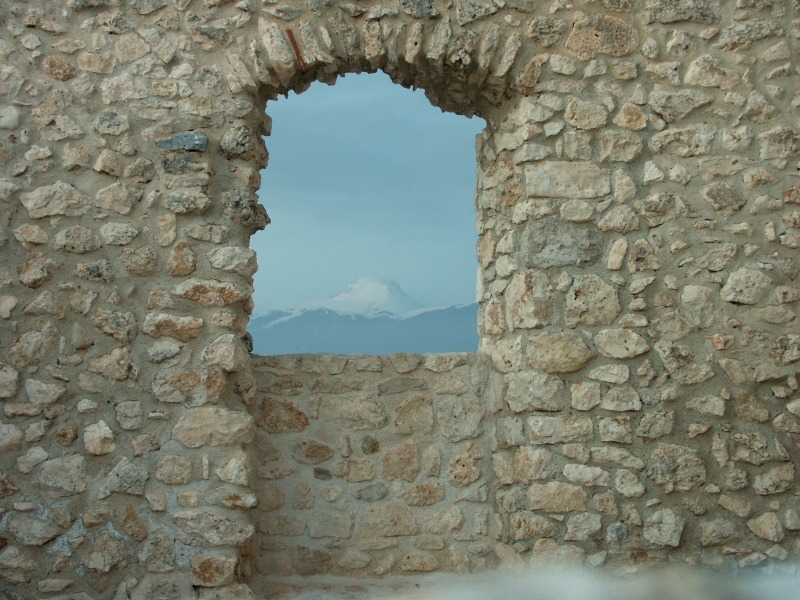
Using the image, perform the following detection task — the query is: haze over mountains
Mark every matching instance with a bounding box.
[248,278,478,355]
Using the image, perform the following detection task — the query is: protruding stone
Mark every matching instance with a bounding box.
[720,269,772,305]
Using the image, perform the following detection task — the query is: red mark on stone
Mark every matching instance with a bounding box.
[286,29,308,73]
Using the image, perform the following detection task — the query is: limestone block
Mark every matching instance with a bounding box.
[172,407,254,448]
[525,162,611,199]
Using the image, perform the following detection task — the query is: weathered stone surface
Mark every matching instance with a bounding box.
[20,182,88,218]
[771,335,800,366]
[320,395,387,430]
[505,371,565,412]
[644,0,718,24]
[505,270,553,329]
[167,241,197,276]
[649,125,715,157]
[644,509,685,547]
[156,131,209,152]
[173,408,254,449]
[528,481,587,512]
[565,275,620,328]
[513,447,558,482]
[207,246,257,277]
[565,13,638,60]
[655,341,714,385]
[394,395,433,435]
[157,455,193,485]
[192,552,237,587]
[648,444,707,492]
[93,309,137,343]
[8,512,63,546]
[173,508,255,546]
[528,415,593,444]
[747,512,784,543]
[101,457,149,496]
[95,182,133,214]
[99,223,139,245]
[362,503,417,536]
[143,313,203,342]
[720,269,772,305]
[84,420,116,455]
[173,278,252,307]
[564,99,607,130]
[201,334,249,372]
[53,226,102,253]
[594,329,649,359]
[255,399,310,432]
[163,189,211,215]
[383,441,419,481]
[88,347,135,380]
[525,162,610,199]
[529,332,595,373]
[432,393,484,442]
[36,455,86,496]
[510,511,557,540]
[753,463,795,495]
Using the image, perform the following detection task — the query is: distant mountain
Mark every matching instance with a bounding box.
[248,304,479,355]
[316,277,422,316]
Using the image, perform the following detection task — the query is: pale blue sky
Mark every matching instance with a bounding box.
[251,72,485,315]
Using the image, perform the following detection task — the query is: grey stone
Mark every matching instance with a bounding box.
[399,0,438,17]
[156,131,209,152]
[644,0,719,24]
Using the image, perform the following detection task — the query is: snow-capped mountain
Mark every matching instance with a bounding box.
[312,277,422,316]
[248,279,478,355]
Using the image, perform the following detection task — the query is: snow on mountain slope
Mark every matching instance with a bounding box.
[311,277,423,316]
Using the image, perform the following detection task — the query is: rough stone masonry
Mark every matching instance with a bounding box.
[1,0,800,597]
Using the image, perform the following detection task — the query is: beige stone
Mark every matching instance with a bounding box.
[529,331,595,373]
[172,407,254,448]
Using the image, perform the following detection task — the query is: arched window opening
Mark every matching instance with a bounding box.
[249,72,485,355]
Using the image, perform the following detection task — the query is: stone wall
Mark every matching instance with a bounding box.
[249,353,493,585]
[1,0,800,598]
